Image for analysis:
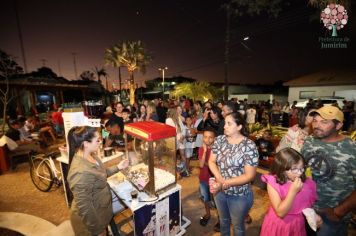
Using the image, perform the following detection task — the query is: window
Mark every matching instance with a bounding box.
[299,91,315,99]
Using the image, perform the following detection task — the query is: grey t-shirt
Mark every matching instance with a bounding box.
[301,136,356,216]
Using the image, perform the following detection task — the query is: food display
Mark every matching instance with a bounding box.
[123,121,177,196]
[126,163,176,192]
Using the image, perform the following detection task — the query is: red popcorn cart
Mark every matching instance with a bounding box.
[123,121,177,196]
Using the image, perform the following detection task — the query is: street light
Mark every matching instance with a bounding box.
[158,67,168,98]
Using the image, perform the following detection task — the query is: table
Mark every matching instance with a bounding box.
[57,151,124,207]
[108,173,190,236]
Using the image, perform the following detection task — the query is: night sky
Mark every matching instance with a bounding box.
[1,0,355,86]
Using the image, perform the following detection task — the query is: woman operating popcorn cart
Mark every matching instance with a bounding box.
[67,126,129,236]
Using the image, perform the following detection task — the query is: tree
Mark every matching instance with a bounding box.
[105,41,151,105]
[93,66,108,85]
[222,0,284,100]
[172,82,222,101]
[80,70,95,81]
[0,50,24,133]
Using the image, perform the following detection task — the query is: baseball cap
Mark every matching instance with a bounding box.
[310,106,344,122]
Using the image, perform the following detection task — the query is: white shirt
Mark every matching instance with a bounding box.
[165,117,185,150]
[246,108,256,124]
[194,118,203,147]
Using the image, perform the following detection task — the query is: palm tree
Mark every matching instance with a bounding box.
[172,82,222,101]
[105,41,151,105]
[93,66,108,85]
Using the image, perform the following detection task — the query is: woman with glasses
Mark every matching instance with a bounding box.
[208,112,258,236]
[276,106,316,153]
[260,148,322,236]
[67,126,129,236]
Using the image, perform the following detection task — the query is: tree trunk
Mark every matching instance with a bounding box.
[129,71,135,105]
[118,67,122,101]
[2,101,7,133]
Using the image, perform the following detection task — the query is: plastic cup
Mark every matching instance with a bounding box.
[209,177,216,193]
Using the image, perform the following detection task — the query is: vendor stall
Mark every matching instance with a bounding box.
[108,121,190,236]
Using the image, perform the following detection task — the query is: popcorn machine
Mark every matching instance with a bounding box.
[123,121,177,196]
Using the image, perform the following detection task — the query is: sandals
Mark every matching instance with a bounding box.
[199,216,210,226]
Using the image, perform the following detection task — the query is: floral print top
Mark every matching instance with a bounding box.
[276,124,309,153]
[212,135,259,196]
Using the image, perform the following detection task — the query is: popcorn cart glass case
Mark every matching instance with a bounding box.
[124,121,177,196]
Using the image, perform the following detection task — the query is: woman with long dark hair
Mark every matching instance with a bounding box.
[208,112,259,236]
[67,126,128,236]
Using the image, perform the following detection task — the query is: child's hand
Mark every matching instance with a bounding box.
[290,177,303,194]
[316,214,323,228]
[202,143,207,153]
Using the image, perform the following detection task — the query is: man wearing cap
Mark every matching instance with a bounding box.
[301,106,356,236]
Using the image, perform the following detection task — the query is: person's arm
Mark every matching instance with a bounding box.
[104,136,113,148]
[197,119,206,131]
[208,152,223,182]
[198,146,207,168]
[268,177,303,218]
[223,165,257,187]
[320,191,356,221]
[276,128,294,152]
[106,159,129,176]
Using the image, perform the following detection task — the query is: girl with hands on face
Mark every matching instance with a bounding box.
[260,148,322,236]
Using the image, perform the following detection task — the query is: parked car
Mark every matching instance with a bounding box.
[294,97,345,109]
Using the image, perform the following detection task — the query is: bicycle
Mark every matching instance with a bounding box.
[29,151,62,192]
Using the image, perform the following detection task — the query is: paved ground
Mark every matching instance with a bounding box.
[1,157,355,236]
[0,150,269,236]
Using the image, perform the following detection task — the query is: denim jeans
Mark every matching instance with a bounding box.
[214,190,253,236]
[312,211,349,236]
[199,181,211,203]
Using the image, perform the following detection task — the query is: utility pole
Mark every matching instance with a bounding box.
[158,67,168,99]
[14,0,28,72]
[118,66,122,100]
[224,4,231,101]
[71,52,78,80]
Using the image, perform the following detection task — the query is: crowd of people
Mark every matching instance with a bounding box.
[3,96,355,236]
[95,97,355,236]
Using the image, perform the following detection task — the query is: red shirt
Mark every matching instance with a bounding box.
[198,147,212,183]
[52,111,64,124]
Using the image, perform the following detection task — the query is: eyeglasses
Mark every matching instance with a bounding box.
[288,167,305,174]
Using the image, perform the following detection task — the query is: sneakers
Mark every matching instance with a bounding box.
[199,216,210,226]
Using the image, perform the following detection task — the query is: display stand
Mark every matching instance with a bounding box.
[108,173,190,236]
